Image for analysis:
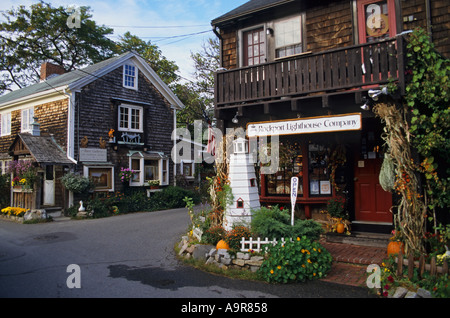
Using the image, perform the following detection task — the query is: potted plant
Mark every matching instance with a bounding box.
[148,179,160,189]
[326,196,350,234]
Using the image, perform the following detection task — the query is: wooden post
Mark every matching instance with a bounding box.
[430,256,437,277]
[419,254,425,279]
[397,249,403,277]
[408,253,414,279]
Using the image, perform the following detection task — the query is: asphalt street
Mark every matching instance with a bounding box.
[0,207,373,301]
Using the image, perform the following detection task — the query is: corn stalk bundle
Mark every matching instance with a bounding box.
[373,102,426,253]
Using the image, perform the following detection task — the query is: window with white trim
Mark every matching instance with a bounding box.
[274,16,302,58]
[129,157,169,186]
[21,108,34,133]
[118,104,143,133]
[1,112,11,136]
[123,64,138,89]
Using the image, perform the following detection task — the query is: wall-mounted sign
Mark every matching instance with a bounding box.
[247,113,362,137]
[80,148,107,162]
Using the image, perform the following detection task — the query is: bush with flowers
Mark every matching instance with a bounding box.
[225,225,253,250]
[8,160,38,188]
[119,167,136,183]
[258,236,332,283]
[1,206,28,217]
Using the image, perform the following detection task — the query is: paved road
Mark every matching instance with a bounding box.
[0,207,373,300]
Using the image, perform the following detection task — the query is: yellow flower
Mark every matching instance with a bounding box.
[296,237,300,241]
[313,273,316,276]
[270,269,274,274]
[277,265,281,270]
[20,178,26,184]
[302,264,306,268]
[307,259,312,263]
[301,249,305,253]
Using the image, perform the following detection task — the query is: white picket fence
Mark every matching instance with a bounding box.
[240,237,294,252]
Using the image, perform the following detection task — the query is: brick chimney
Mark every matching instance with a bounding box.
[40,62,65,81]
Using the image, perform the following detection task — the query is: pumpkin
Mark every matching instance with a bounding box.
[216,239,230,250]
[336,222,345,234]
[387,241,404,256]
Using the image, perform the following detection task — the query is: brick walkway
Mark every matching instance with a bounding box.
[319,240,387,287]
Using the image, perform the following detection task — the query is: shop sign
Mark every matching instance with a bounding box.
[79,148,107,162]
[247,113,362,137]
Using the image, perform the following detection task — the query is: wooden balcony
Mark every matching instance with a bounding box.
[214,37,405,110]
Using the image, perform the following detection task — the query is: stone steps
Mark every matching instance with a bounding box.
[325,231,390,248]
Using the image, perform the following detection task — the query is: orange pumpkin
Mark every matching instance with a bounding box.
[336,223,345,234]
[387,241,405,256]
[216,239,230,250]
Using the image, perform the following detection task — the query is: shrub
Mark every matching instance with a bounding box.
[203,225,226,245]
[258,236,332,283]
[251,205,323,240]
[61,173,94,194]
[225,225,253,250]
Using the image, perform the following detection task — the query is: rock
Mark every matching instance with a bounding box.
[192,245,215,261]
[179,242,188,255]
[417,288,432,298]
[393,287,408,298]
[250,256,264,262]
[232,259,246,266]
[24,209,46,221]
[208,248,217,257]
[405,291,418,298]
[186,245,196,254]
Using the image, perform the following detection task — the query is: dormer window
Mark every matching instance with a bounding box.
[123,64,138,89]
[21,107,35,133]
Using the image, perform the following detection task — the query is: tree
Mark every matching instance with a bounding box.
[115,31,179,85]
[0,2,117,94]
[175,37,220,129]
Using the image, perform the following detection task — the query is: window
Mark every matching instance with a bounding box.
[1,112,11,136]
[181,161,194,178]
[118,105,143,132]
[357,0,397,44]
[266,143,303,196]
[128,156,169,186]
[243,27,265,66]
[87,167,114,191]
[274,16,302,58]
[21,108,34,132]
[308,143,331,196]
[123,64,137,89]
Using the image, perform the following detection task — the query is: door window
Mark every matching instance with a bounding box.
[243,27,265,66]
[357,0,397,43]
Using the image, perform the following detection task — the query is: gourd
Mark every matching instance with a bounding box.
[387,241,404,256]
[336,222,345,234]
[216,239,230,250]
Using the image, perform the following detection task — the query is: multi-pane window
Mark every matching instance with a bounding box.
[123,64,137,89]
[274,16,302,58]
[21,108,34,132]
[118,105,143,132]
[243,28,265,66]
[0,112,11,136]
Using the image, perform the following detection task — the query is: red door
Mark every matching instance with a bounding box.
[354,158,392,223]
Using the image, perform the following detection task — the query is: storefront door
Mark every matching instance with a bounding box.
[354,157,392,223]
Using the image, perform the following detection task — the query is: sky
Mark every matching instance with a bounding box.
[0,0,248,83]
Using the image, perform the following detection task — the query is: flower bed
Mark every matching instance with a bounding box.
[0,206,28,223]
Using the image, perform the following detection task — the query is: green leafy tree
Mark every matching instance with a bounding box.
[0,2,117,94]
[115,31,179,85]
[405,28,450,217]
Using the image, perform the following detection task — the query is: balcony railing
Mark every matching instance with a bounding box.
[214,37,405,108]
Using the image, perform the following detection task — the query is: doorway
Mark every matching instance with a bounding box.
[353,119,392,223]
[43,165,55,206]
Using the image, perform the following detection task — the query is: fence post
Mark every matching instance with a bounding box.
[419,254,425,278]
[430,256,437,277]
[408,253,414,279]
[241,237,246,251]
[397,249,403,277]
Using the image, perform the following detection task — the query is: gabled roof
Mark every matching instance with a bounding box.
[9,134,74,165]
[0,51,184,110]
[211,0,296,26]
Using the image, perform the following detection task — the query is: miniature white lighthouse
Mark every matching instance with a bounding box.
[223,137,260,231]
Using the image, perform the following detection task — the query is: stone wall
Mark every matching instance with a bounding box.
[178,236,265,272]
